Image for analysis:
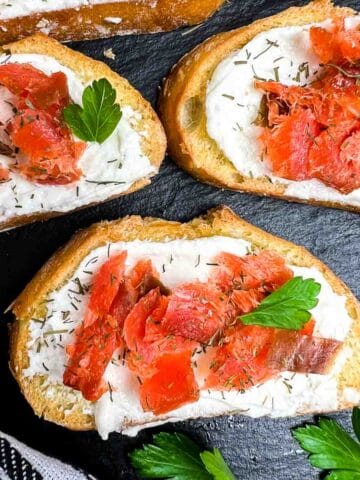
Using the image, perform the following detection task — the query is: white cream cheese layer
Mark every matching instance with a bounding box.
[0,53,155,224]
[23,236,353,439]
[0,0,158,20]
[206,16,360,207]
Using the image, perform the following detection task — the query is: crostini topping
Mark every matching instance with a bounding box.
[162,283,232,343]
[0,165,9,182]
[204,325,277,391]
[213,250,293,292]
[310,18,360,64]
[240,276,321,330]
[10,109,84,185]
[62,247,341,416]
[63,252,127,401]
[63,253,160,401]
[124,288,198,414]
[256,18,360,194]
[0,63,69,115]
[139,350,199,416]
[204,324,340,391]
[266,330,341,374]
[63,78,122,144]
[162,250,293,343]
[0,63,85,185]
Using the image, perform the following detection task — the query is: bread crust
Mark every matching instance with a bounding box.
[159,0,360,212]
[10,206,360,432]
[0,33,166,232]
[0,0,226,44]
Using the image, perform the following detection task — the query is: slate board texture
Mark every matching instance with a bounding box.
[0,0,359,479]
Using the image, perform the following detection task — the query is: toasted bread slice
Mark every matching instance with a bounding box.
[10,206,360,436]
[0,0,226,44]
[159,0,360,212]
[0,34,166,231]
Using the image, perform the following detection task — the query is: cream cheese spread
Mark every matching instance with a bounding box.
[0,53,155,224]
[23,236,353,439]
[206,16,360,207]
[0,1,158,20]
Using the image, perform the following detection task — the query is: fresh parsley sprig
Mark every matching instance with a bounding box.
[293,407,360,479]
[129,432,235,480]
[63,78,122,144]
[200,449,236,480]
[240,276,321,330]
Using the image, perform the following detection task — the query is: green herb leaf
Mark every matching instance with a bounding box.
[200,449,236,480]
[63,78,122,144]
[293,413,360,478]
[353,407,360,442]
[240,276,321,330]
[129,432,212,479]
[326,472,360,480]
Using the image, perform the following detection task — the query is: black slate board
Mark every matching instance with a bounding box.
[1,1,360,478]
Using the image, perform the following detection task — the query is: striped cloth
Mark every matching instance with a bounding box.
[0,432,95,480]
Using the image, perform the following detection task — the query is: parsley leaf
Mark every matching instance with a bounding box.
[63,78,122,144]
[200,449,236,480]
[129,432,212,480]
[293,411,360,479]
[129,432,235,480]
[326,473,360,480]
[240,276,321,330]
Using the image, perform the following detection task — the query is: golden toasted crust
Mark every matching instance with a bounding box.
[0,0,226,44]
[10,206,360,432]
[159,0,359,212]
[0,34,166,232]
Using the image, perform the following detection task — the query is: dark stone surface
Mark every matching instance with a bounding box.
[0,1,359,479]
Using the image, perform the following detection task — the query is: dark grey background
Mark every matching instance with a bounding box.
[1,0,359,478]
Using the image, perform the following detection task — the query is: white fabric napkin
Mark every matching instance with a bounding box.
[0,432,96,480]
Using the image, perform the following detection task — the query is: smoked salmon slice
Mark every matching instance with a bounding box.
[124,288,196,369]
[310,17,360,64]
[140,351,199,415]
[266,330,342,374]
[64,253,127,401]
[308,120,360,193]
[213,250,293,293]
[256,19,360,193]
[162,283,232,343]
[64,253,160,401]
[0,63,84,185]
[10,109,84,185]
[64,315,119,402]
[204,325,276,390]
[124,288,199,414]
[204,322,339,391]
[0,166,9,182]
[0,63,69,114]
[259,110,321,181]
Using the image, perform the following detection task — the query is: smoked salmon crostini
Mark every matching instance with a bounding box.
[160,0,360,212]
[0,0,226,44]
[0,34,166,231]
[10,207,360,439]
